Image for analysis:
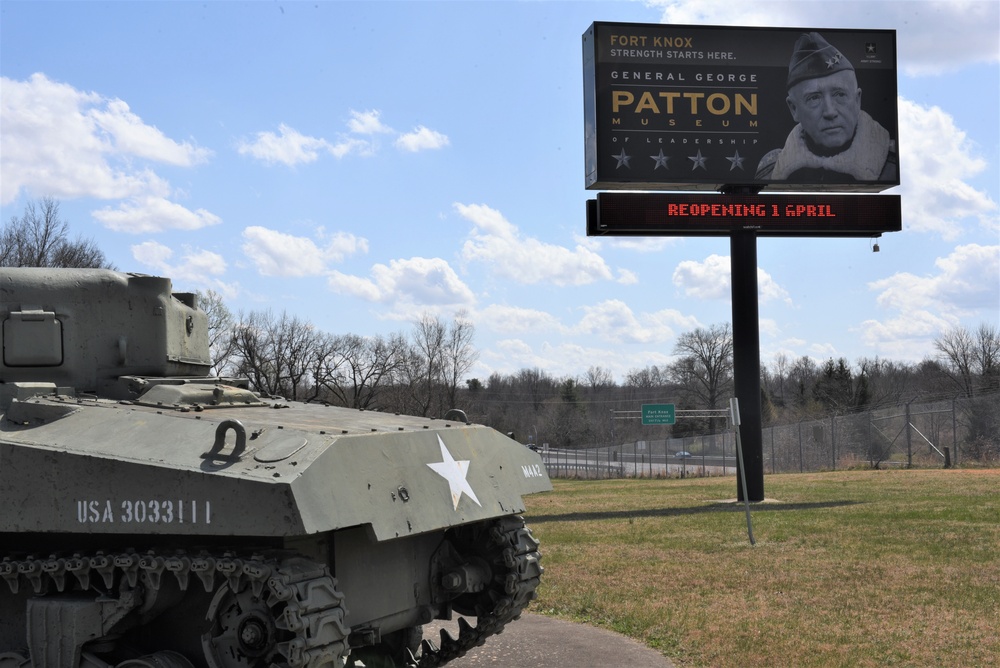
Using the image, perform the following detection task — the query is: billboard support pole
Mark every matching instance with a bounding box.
[730,225,765,502]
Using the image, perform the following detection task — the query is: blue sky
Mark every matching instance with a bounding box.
[2,0,997,383]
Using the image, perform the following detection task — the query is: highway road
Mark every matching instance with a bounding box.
[539,447,736,477]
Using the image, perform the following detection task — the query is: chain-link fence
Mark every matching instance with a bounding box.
[541,392,1000,478]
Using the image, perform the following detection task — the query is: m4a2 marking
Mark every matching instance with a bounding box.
[0,268,551,668]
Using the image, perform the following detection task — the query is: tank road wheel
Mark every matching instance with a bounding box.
[0,654,30,668]
[202,555,350,668]
[203,584,286,666]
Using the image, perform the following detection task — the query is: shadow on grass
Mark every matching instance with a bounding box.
[527,500,860,524]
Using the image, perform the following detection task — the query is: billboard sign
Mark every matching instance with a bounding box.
[583,22,899,192]
[587,192,902,237]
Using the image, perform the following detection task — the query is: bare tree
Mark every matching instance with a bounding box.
[313,332,407,409]
[856,357,914,407]
[787,355,820,412]
[442,310,479,411]
[763,352,791,407]
[405,314,447,416]
[934,323,1000,452]
[667,323,733,434]
[934,323,1000,397]
[1,197,112,268]
[584,365,615,390]
[196,289,237,376]
[230,309,318,400]
[669,323,734,408]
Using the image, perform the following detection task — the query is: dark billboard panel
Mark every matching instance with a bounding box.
[583,23,899,192]
[587,192,902,237]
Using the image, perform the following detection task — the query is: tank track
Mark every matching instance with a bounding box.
[1,549,350,667]
[413,516,543,668]
[1,516,540,668]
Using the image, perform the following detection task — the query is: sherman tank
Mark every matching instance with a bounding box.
[0,268,550,668]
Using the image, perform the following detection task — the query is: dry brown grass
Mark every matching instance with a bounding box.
[524,469,1000,667]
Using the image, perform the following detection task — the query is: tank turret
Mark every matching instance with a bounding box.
[1,268,550,668]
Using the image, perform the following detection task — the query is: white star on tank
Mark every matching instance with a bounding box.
[427,436,482,510]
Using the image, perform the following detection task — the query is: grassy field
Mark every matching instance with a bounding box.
[523,469,1000,668]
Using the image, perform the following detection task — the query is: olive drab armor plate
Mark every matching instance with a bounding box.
[0,268,550,668]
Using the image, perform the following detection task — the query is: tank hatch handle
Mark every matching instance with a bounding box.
[201,419,247,463]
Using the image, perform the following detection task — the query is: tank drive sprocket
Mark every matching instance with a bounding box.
[412,515,542,668]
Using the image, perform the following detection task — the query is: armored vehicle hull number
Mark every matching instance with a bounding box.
[77,499,212,525]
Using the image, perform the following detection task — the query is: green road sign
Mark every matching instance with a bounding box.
[641,403,675,425]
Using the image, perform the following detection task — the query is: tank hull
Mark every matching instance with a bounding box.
[0,269,550,667]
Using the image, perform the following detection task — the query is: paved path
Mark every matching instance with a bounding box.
[423,613,675,667]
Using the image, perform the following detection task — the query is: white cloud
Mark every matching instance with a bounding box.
[649,0,999,75]
[236,123,361,166]
[90,98,211,166]
[616,268,640,285]
[858,309,957,360]
[239,111,447,165]
[0,73,211,206]
[456,202,616,286]
[325,270,383,302]
[131,240,237,297]
[860,243,1000,358]
[673,254,730,299]
[476,338,675,382]
[604,237,677,253]
[347,109,393,135]
[868,243,999,315]
[574,299,699,345]
[672,254,790,303]
[759,318,782,338]
[241,226,369,277]
[395,126,450,152]
[576,300,659,344]
[93,196,222,233]
[475,304,565,335]
[895,99,997,239]
[327,257,477,315]
[757,269,792,304]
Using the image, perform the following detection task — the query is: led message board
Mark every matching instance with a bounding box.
[587,192,901,237]
[583,23,899,192]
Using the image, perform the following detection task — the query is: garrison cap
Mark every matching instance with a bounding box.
[786,32,854,90]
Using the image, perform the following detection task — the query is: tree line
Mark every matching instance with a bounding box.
[1,197,112,269]
[201,289,478,419]
[200,292,998,459]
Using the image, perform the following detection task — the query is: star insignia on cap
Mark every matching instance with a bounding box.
[688,150,707,171]
[650,149,670,170]
[427,436,481,511]
[613,148,631,169]
[825,52,842,69]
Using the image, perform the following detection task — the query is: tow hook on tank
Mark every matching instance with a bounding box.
[201,419,247,464]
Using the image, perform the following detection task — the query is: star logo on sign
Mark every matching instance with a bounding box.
[427,436,481,511]
[688,150,707,171]
[650,149,670,170]
[726,151,745,171]
[866,43,877,55]
[613,148,631,169]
